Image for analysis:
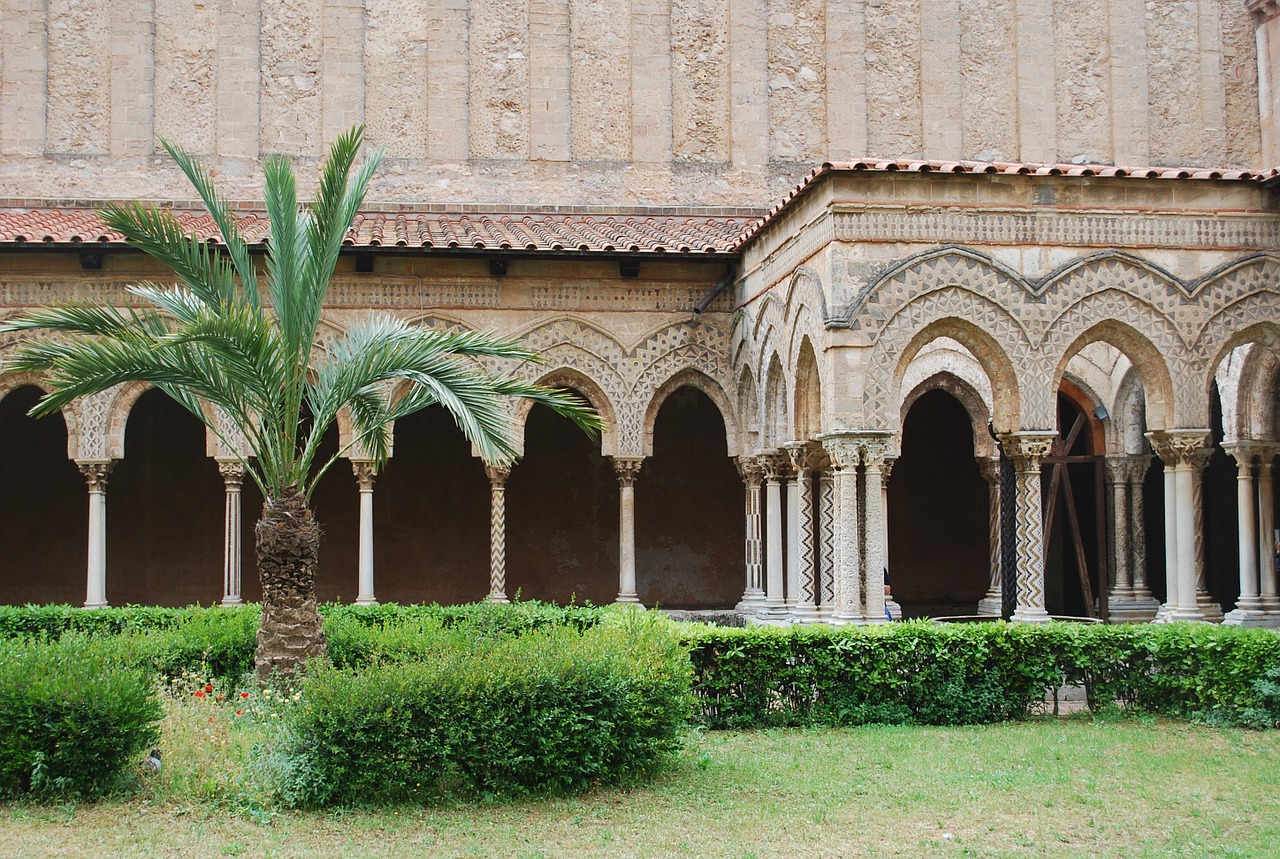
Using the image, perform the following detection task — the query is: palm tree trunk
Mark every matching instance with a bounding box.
[255,486,327,681]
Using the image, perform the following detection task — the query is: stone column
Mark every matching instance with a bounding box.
[78,461,113,609]
[785,466,801,613]
[735,456,767,612]
[485,464,511,604]
[817,468,836,618]
[351,460,378,606]
[1224,444,1265,624]
[1149,430,1209,622]
[784,442,823,622]
[1190,449,1224,622]
[760,453,790,618]
[1000,432,1057,623]
[882,456,902,620]
[976,457,1004,617]
[1258,448,1279,617]
[860,436,890,624]
[819,434,862,624]
[613,457,645,605]
[1109,455,1159,621]
[218,459,245,607]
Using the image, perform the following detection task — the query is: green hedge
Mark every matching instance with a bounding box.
[685,621,1280,729]
[262,609,692,806]
[0,635,162,798]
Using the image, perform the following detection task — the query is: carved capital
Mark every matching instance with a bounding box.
[856,432,893,468]
[612,456,644,487]
[485,463,511,486]
[1125,453,1154,485]
[735,455,765,486]
[1146,430,1209,467]
[817,432,862,471]
[1103,454,1130,486]
[999,431,1057,469]
[976,456,1001,484]
[1222,441,1260,468]
[757,451,793,482]
[1247,0,1280,24]
[217,458,245,488]
[77,460,114,492]
[881,455,897,486]
[350,459,377,490]
[783,440,826,474]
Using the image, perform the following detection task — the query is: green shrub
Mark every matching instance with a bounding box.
[0,635,162,798]
[265,608,691,806]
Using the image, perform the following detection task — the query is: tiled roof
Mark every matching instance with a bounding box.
[0,204,756,256]
[732,159,1280,247]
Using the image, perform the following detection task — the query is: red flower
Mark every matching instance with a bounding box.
[240,692,249,698]
[193,691,206,698]
[235,710,244,716]
[204,685,213,693]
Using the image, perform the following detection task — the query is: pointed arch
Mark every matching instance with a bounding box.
[643,368,738,458]
[793,337,822,441]
[512,368,619,458]
[762,353,788,449]
[900,371,996,460]
[0,373,80,460]
[1052,318,1176,433]
[736,365,760,455]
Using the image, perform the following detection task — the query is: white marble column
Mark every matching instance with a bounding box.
[760,453,790,618]
[817,469,836,618]
[78,461,113,609]
[818,434,862,624]
[352,460,377,606]
[1258,448,1279,616]
[1224,444,1265,624]
[1000,432,1057,623]
[613,457,644,605]
[1190,449,1223,622]
[485,464,511,604]
[881,456,901,620]
[861,436,890,624]
[1149,431,1209,622]
[784,442,823,622]
[736,456,766,612]
[218,459,245,607]
[785,468,800,613]
[976,457,1003,617]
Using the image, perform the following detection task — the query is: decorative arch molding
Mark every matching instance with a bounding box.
[1233,343,1280,443]
[793,336,822,441]
[103,381,154,461]
[762,352,789,449]
[1111,366,1150,456]
[737,365,760,455]
[511,367,620,458]
[867,297,1030,433]
[1038,249,1183,299]
[0,372,81,460]
[641,368,739,459]
[1191,252,1280,308]
[782,266,830,326]
[1049,316,1177,433]
[900,371,997,460]
[1200,313,1280,418]
[898,343,995,429]
[750,291,787,343]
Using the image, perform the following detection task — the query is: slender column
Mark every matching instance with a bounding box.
[1127,455,1154,597]
[1109,454,1159,621]
[760,454,790,618]
[785,472,800,611]
[351,460,378,606]
[819,434,862,624]
[1000,432,1057,623]
[976,457,1004,616]
[735,457,767,612]
[1105,456,1132,596]
[860,436,890,624]
[1150,430,1210,622]
[1258,449,1279,616]
[1224,444,1264,624]
[817,469,836,617]
[882,457,901,620]
[218,459,245,607]
[784,442,824,622]
[485,464,511,604]
[612,457,645,605]
[1190,449,1223,621]
[78,461,113,609]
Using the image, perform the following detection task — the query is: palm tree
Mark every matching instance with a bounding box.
[0,127,601,679]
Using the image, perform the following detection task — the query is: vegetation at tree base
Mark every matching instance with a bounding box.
[0,127,601,679]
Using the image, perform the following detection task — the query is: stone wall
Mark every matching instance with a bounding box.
[0,0,1264,205]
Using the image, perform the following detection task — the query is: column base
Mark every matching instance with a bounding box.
[759,600,790,619]
[861,613,890,625]
[1011,606,1052,624]
[354,597,378,607]
[83,601,109,610]
[1223,606,1275,626]
[1106,591,1160,623]
[221,597,245,608]
[976,594,1003,617]
[1195,591,1224,623]
[1169,604,1207,622]
[484,592,510,605]
[736,591,767,613]
[790,604,823,623]
[827,610,862,626]
[615,593,643,606]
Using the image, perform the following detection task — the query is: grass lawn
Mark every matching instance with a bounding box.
[2,702,1277,859]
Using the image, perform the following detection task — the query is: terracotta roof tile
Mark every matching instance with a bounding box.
[0,205,753,256]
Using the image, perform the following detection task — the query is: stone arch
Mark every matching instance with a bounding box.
[897,338,995,428]
[1111,365,1150,455]
[762,353,788,448]
[1037,250,1186,301]
[782,267,830,325]
[104,381,154,460]
[750,291,787,344]
[642,368,738,459]
[512,367,619,458]
[1201,317,1280,418]
[793,337,822,441]
[736,365,760,455]
[0,373,80,460]
[1050,317,1176,433]
[871,306,1025,435]
[1225,343,1280,443]
[900,371,996,460]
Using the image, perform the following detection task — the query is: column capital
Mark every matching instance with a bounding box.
[757,451,793,481]
[1221,440,1261,466]
[1247,0,1280,24]
[976,456,1001,484]
[612,456,644,487]
[1125,452,1154,485]
[735,454,765,485]
[816,430,892,471]
[217,458,246,486]
[783,440,827,473]
[998,431,1057,466]
[1103,454,1131,484]
[350,459,377,490]
[77,460,114,491]
[485,462,512,485]
[881,455,897,486]
[1146,429,1210,467]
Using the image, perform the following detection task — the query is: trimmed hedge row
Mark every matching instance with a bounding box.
[263,610,692,806]
[0,635,162,798]
[684,620,1280,728]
